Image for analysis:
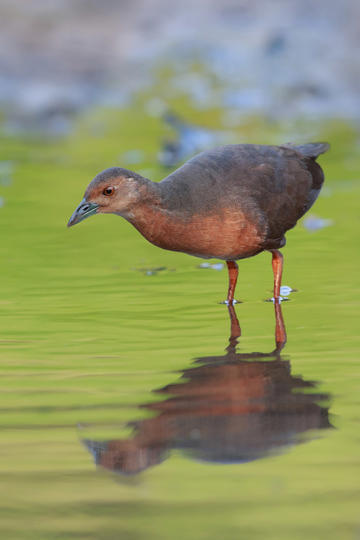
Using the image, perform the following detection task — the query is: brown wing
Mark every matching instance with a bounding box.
[159,143,328,249]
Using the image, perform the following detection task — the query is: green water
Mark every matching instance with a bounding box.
[0,107,359,540]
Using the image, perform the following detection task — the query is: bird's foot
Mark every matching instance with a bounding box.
[220,299,241,305]
[264,296,289,304]
[265,286,296,303]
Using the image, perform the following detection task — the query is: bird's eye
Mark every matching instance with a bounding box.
[103,186,114,196]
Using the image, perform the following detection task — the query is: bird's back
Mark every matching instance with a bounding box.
[159,143,328,248]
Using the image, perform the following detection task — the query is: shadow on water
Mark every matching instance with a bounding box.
[83,302,332,475]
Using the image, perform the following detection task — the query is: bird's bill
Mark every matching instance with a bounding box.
[67,199,99,227]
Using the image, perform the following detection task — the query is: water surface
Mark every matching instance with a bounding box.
[0,110,359,539]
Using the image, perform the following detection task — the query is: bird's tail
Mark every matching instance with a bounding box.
[286,142,330,159]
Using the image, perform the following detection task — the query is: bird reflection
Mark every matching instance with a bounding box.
[83,302,332,474]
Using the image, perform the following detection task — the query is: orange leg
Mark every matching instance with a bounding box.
[270,250,286,351]
[270,249,283,299]
[274,298,287,352]
[225,293,286,354]
[227,303,241,342]
[226,260,238,304]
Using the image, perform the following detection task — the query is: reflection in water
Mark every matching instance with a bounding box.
[83,302,332,474]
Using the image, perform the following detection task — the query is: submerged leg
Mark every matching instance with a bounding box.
[270,249,283,299]
[274,298,287,352]
[227,303,241,343]
[226,260,238,305]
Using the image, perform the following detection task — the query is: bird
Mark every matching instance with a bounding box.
[68,142,329,304]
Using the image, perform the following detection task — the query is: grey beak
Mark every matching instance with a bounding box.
[67,199,99,227]
[82,439,108,465]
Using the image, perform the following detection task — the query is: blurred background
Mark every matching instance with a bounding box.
[0,2,359,540]
[1,0,360,134]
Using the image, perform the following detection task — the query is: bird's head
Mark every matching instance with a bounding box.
[67,167,145,227]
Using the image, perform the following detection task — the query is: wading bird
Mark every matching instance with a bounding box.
[68,143,329,303]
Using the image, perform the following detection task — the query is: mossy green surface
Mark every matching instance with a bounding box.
[0,105,359,540]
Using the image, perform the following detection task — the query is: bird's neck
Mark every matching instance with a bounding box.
[123,178,167,242]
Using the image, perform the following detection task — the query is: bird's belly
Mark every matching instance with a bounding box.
[143,210,265,260]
